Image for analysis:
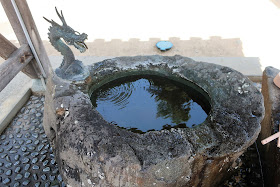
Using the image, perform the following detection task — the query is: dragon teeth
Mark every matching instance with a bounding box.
[76,42,87,49]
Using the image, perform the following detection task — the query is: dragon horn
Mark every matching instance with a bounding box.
[55,7,67,26]
[43,16,62,28]
[43,17,52,23]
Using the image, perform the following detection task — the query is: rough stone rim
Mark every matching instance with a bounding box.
[83,55,264,156]
[46,55,264,160]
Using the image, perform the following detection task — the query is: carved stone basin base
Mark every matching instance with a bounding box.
[43,55,264,187]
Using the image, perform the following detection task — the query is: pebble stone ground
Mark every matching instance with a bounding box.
[0,95,65,187]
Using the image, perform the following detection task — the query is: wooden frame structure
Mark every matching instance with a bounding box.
[0,0,51,92]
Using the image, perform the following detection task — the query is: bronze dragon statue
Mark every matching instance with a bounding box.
[44,7,89,80]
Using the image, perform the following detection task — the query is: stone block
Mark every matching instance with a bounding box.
[259,66,280,187]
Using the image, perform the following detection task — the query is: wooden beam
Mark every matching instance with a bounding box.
[14,0,52,78]
[261,132,280,145]
[0,0,38,79]
[0,44,33,92]
[0,0,26,45]
[0,0,52,78]
[0,33,17,60]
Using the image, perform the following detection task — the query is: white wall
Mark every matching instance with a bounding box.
[1,0,280,69]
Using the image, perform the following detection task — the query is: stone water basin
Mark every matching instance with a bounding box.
[43,55,264,187]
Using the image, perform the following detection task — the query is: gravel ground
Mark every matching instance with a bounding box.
[222,143,264,187]
[0,95,65,187]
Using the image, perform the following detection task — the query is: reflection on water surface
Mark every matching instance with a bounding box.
[91,75,210,134]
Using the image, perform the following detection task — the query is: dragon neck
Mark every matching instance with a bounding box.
[48,29,75,68]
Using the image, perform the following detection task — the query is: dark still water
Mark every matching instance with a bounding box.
[91,75,211,134]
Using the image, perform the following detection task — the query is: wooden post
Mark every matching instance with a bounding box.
[0,44,33,92]
[0,0,52,78]
[0,33,17,60]
[0,0,38,79]
[14,0,52,78]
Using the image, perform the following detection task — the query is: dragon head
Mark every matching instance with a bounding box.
[44,7,88,53]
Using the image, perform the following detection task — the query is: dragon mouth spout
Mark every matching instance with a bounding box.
[44,7,89,54]
[74,41,88,53]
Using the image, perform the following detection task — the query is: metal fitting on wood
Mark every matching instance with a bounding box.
[20,52,31,63]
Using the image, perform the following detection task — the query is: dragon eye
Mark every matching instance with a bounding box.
[75,31,80,35]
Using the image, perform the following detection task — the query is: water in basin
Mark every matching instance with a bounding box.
[91,75,210,134]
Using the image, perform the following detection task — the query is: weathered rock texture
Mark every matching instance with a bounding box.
[259,66,280,187]
[43,55,264,187]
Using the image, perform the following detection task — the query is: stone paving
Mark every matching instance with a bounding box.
[0,95,65,187]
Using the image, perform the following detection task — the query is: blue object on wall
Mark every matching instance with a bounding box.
[156,41,173,51]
